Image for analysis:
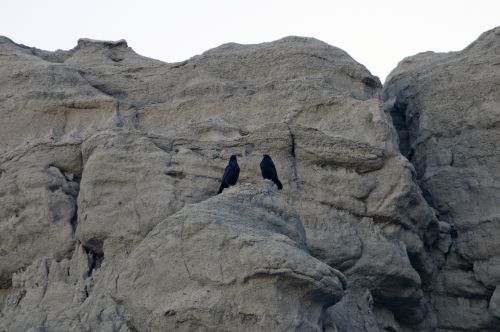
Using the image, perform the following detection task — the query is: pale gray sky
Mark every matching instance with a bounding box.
[1,0,499,81]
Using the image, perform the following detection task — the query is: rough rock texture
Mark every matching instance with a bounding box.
[0,144,81,288]
[384,26,500,331]
[0,183,346,331]
[116,183,346,331]
[0,27,498,331]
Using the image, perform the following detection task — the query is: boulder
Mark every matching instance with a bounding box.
[116,183,345,331]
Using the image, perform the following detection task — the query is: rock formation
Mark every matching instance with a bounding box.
[0,26,498,331]
[383,26,500,330]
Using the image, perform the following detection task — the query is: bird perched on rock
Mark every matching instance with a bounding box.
[260,154,283,190]
[217,155,240,194]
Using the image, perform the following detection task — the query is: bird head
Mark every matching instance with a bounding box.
[229,155,237,161]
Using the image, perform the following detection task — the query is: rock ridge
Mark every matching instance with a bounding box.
[1,28,498,331]
[383,26,500,331]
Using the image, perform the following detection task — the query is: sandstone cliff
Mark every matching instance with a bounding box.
[383,26,500,330]
[0,27,498,331]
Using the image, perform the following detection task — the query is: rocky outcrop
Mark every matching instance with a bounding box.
[0,183,346,331]
[0,27,498,331]
[0,144,81,288]
[116,183,346,331]
[383,26,500,331]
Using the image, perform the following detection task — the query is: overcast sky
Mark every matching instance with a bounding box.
[1,0,499,82]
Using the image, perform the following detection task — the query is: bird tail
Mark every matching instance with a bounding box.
[217,182,227,194]
[276,179,283,190]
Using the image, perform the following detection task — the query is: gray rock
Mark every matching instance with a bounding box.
[384,26,500,331]
[0,183,346,331]
[489,286,500,319]
[0,147,79,288]
[436,269,491,297]
[2,27,498,331]
[373,306,403,332]
[383,26,500,229]
[473,257,500,288]
[434,295,495,330]
[456,220,500,262]
[115,183,345,331]
[76,130,176,258]
[0,244,130,331]
[327,289,381,332]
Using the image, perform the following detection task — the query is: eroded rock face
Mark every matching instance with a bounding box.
[0,183,345,331]
[116,183,345,331]
[0,144,81,288]
[0,244,130,332]
[0,28,496,331]
[384,26,500,331]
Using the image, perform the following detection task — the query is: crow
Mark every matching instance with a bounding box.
[260,154,283,190]
[217,155,240,194]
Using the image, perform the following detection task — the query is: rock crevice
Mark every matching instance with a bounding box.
[383,26,500,331]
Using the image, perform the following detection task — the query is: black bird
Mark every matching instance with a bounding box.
[260,154,283,190]
[217,155,240,194]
